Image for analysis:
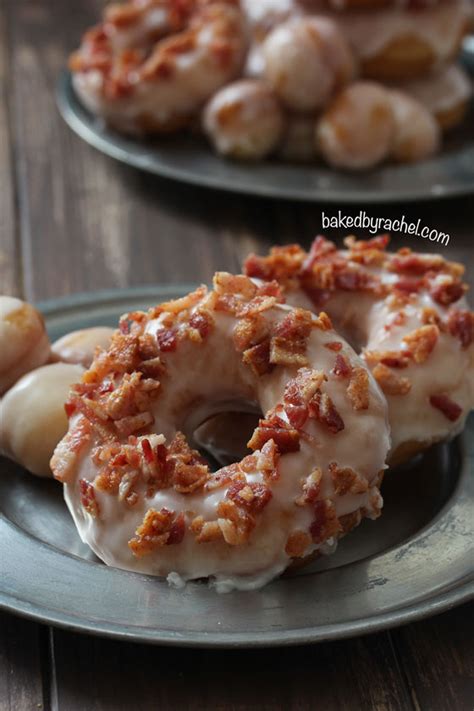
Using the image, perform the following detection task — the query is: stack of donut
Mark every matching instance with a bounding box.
[69,0,473,169]
[1,236,472,591]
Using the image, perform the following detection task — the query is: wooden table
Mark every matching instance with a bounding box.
[1,1,473,708]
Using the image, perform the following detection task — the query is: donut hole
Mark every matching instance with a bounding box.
[192,410,262,469]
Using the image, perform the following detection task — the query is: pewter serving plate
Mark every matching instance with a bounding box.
[57,63,474,204]
[0,287,473,647]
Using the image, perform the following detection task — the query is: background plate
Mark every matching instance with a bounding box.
[0,287,473,647]
[57,67,474,204]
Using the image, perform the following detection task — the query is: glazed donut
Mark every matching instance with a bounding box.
[0,296,51,395]
[393,64,473,131]
[316,82,396,170]
[0,363,85,478]
[262,17,356,112]
[389,90,440,163]
[278,113,318,162]
[335,0,471,81]
[70,0,247,134]
[244,236,474,465]
[203,79,285,159]
[51,275,389,591]
[52,327,115,368]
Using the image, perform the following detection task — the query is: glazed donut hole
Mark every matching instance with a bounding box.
[262,17,356,112]
[389,90,440,163]
[203,79,285,160]
[0,362,84,478]
[0,296,51,395]
[51,327,115,368]
[316,81,396,170]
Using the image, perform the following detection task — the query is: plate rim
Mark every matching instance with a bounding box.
[56,70,474,205]
[1,286,473,647]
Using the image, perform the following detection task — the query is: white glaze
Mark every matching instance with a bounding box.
[393,63,472,117]
[52,327,115,368]
[389,90,440,162]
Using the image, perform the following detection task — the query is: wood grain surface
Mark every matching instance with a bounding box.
[0,1,473,709]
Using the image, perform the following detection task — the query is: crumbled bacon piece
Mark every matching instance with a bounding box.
[115,411,154,436]
[233,315,268,352]
[191,517,223,543]
[447,309,474,349]
[295,468,322,505]
[329,462,368,496]
[248,413,300,454]
[364,350,411,369]
[344,234,390,252]
[284,369,326,428]
[308,391,344,433]
[166,432,209,493]
[332,354,352,379]
[188,309,214,340]
[226,481,272,514]
[302,236,337,272]
[216,499,254,545]
[244,245,306,283]
[325,341,343,352]
[372,364,411,395]
[206,463,241,491]
[390,254,444,275]
[51,417,92,483]
[421,307,441,327]
[236,295,277,318]
[79,479,100,517]
[285,531,312,558]
[309,499,341,543]
[339,510,362,535]
[242,339,273,376]
[156,328,178,352]
[393,277,422,295]
[335,269,379,293]
[129,508,185,556]
[429,394,462,422]
[313,312,333,331]
[429,279,465,306]
[255,439,280,480]
[270,309,313,366]
[346,368,370,410]
[403,325,439,364]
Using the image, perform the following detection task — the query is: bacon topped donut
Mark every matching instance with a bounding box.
[51,274,389,591]
[244,236,474,465]
[70,0,247,134]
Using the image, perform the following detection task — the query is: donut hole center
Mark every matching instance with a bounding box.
[192,410,262,470]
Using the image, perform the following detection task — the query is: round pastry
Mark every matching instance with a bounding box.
[51,275,389,591]
[315,81,395,170]
[262,17,356,112]
[278,113,318,162]
[389,90,440,163]
[393,64,472,131]
[0,363,85,478]
[52,327,115,368]
[0,296,51,395]
[203,79,285,159]
[244,236,474,465]
[336,0,471,81]
[70,0,247,134]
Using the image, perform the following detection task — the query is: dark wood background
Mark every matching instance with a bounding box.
[1,1,473,709]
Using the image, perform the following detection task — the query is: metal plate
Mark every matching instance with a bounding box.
[0,287,473,647]
[57,69,474,204]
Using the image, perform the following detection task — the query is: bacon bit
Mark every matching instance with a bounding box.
[364,350,411,369]
[154,286,207,317]
[429,394,462,422]
[313,312,333,331]
[156,328,178,352]
[248,414,300,454]
[295,468,323,506]
[393,277,422,295]
[285,531,312,557]
[344,234,390,252]
[226,481,272,514]
[284,368,326,405]
[308,391,344,434]
[115,411,154,436]
[332,354,352,379]
[206,463,241,491]
[447,310,474,349]
[51,418,92,483]
[309,499,341,544]
[233,315,268,352]
[244,245,305,283]
[236,295,277,318]
[256,439,280,480]
[346,368,370,410]
[129,508,185,556]
[325,341,343,352]
[214,272,257,300]
[372,364,411,396]
[334,269,379,293]
[421,307,442,327]
[403,325,439,364]
[192,518,223,543]
[188,310,214,340]
[390,254,444,275]
[79,479,100,518]
[239,454,258,473]
[242,339,273,376]
[216,499,254,546]
[430,279,465,306]
[64,401,76,418]
[302,236,337,272]
[166,432,209,493]
[270,309,313,367]
[329,462,368,496]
